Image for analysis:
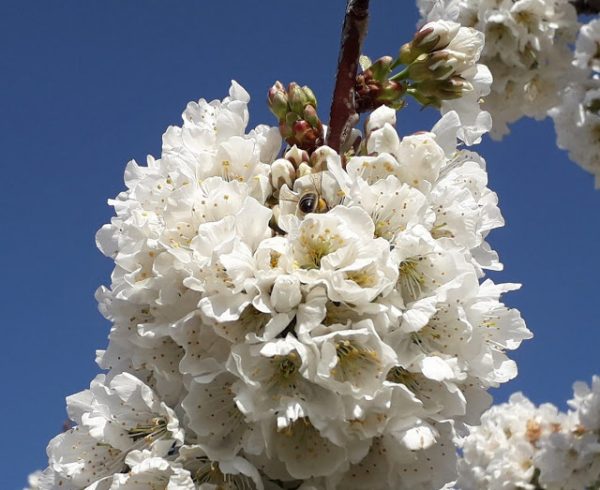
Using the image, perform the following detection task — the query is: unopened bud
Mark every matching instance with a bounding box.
[355,65,407,113]
[288,83,309,114]
[297,162,312,179]
[269,81,323,153]
[378,81,407,103]
[268,81,289,119]
[310,146,338,173]
[285,111,299,129]
[271,158,296,191]
[284,145,310,167]
[414,21,460,52]
[365,105,397,134]
[271,275,302,312]
[303,105,320,127]
[302,85,317,108]
[399,42,415,65]
[366,56,394,82]
[408,52,455,81]
[279,119,293,140]
[292,120,320,151]
[400,21,460,64]
[410,75,472,107]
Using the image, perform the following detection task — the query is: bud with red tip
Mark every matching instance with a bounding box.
[268,81,323,153]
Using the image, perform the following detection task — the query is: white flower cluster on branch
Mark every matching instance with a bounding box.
[418,0,600,187]
[457,376,600,490]
[30,73,529,489]
[550,18,600,188]
[398,19,493,145]
[418,0,578,139]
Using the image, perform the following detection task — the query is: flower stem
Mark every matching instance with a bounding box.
[327,0,370,154]
[389,66,410,81]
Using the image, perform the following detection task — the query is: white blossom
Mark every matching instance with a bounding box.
[457,377,600,490]
[33,82,528,489]
[419,0,579,139]
[550,81,600,188]
[407,20,493,145]
[98,451,195,490]
[574,18,600,74]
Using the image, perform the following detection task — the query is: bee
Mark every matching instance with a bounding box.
[279,171,332,217]
[298,188,328,214]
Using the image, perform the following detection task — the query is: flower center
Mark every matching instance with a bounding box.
[346,266,377,288]
[193,459,256,489]
[265,353,301,398]
[333,340,381,383]
[127,417,168,443]
[296,224,344,269]
[398,257,425,300]
[386,366,422,394]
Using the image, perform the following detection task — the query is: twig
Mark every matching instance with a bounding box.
[571,0,600,14]
[327,0,370,154]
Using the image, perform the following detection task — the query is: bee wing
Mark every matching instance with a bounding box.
[278,184,299,204]
[311,170,324,194]
[278,184,305,217]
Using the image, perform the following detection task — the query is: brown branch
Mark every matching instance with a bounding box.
[327,0,370,153]
[571,0,600,14]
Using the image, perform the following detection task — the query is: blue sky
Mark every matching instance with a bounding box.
[1,1,599,488]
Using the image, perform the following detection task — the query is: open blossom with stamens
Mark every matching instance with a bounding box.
[457,377,600,490]
[33,82,528,489]
[419,0,579,139]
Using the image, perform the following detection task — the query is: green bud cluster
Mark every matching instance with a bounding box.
[399,24,474,108]
[355,22,476,112]
[268,82,323,153]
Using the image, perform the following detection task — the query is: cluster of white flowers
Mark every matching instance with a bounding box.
[401,19,493,145]
[457,376,600,489]
[30,48,529,488]
[550,19,600,188]
[418,1,600,188]
[418,0,579,139]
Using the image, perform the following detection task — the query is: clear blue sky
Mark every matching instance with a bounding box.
[1,2,599,488]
